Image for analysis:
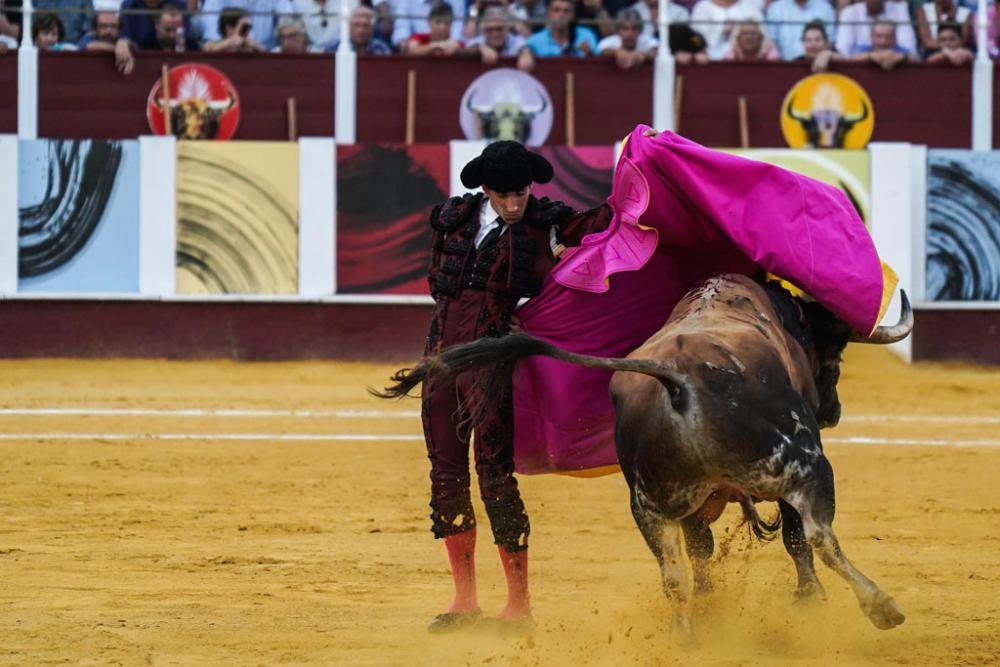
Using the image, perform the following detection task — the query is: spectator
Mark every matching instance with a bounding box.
[797,19,843,71]
[509,0,546,36]
[925,19,974,62]
[36,0,92,43]
[0,0,21,45]
[722,18,779,58]
[116,0,199,72]
[526,0,598,56]
[390,0,462,49]
[404,0,462,54]
[851,18,917,67]
[78,10,119,50]
[597,7,657,68]
[836,0,916,56]
[631,0,691,42]
[151,5,190,50]
[294,0,344,51]
[670,22,711,62]
[204,7,267,50]
[464,5,534,68]
[273,14,322,51]
[764,0,834,60]
[199,0,294,49]
[333,5,393,51]
[33,11,77,48]
[576,0,615,38]
[916,0,971,52]
[690,0,764,60]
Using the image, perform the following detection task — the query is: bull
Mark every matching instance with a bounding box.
[377,274,912,636]
[786,95,869,148]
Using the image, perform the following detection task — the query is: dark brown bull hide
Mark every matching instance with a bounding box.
[376,274,912,639]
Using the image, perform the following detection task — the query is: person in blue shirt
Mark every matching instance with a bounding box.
[526,0,597,57]
[764,0,835,60]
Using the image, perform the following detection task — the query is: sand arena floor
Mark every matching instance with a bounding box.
[0,346,998,666]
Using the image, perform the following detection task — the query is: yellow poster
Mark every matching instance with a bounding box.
[781,73,875,149]
[176,142,299,294]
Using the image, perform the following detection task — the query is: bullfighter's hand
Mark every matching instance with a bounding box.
[643,127,660,137]
[510,315,522,333]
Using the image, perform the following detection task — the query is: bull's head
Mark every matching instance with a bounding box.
[801,292,913,428]
[787,85,869,148]
[155,95,235,140]
[467,85,547,143]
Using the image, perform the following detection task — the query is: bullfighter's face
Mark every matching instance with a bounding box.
[483,186,531,225]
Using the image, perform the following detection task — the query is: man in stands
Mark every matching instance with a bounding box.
[402,1,463,55]
[925,20,974,64]
[77,10,119,50]
[527,0,597,57]
[333,5,393,52]
[151,5,191,50]
[797,20,843,71]
[765,0,835,60]
[273,15,320,52]
[115,0,198,73]
[464,6,534,70]
[390,0,463,50]
[851,18,918,68]
[596,7,656,69]
[36,0,92,43]
[199,0,294,49]
[204,7,267,51]
[836,0,916,56]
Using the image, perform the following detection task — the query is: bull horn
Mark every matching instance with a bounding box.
[786,97,809,122]
[842,100,869,126]
[849,290,913,344]
[521,87,547,114]
[207,94,236,111]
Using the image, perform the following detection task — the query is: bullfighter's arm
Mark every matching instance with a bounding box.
[557,203,613,248]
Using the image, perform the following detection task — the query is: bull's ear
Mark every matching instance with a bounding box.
[460,156,485,189]
[528,151,553,184]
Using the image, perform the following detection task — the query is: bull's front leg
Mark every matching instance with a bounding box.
[630,492,694,640]
[785,456,905,630]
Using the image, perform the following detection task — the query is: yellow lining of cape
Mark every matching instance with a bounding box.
[556,464,621,478]
[873,260,899,336]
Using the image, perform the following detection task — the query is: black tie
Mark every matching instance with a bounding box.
[479,219,504,249]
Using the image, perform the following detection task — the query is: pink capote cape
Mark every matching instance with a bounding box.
[512,126,892,475]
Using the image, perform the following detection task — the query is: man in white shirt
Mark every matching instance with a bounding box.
[835,0,916,56]
[597,7,658,68]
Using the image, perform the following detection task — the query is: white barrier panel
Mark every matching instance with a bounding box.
[298,138,336,297]
[0,135,17,295]
[138,135,177,297]
[870,142,919,362]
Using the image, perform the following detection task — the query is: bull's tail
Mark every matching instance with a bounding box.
[370,332,686,409]
[738,497,782,543]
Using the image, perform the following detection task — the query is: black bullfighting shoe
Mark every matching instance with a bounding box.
[427,608,483,634]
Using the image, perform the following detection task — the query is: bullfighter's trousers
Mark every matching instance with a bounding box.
[421,290,530,552]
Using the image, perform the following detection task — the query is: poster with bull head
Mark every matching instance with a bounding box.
[147,64,241,141]
[459,68,554,147]
[781,73,874,150]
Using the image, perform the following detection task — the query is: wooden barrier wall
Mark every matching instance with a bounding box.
[1,51,996,147]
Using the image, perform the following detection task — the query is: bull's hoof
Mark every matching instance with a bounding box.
[863,592,906,630]
[793,580,826,603]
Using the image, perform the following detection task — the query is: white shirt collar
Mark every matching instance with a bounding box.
[474,197,507,248]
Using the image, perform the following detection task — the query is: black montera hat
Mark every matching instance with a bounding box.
[459,141,554,193]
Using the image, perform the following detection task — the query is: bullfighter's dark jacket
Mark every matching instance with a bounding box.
[420,192,612,551]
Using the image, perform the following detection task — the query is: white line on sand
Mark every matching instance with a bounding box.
[0,433,997,447]
[0,408,421,418]
[0,408,996,425]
